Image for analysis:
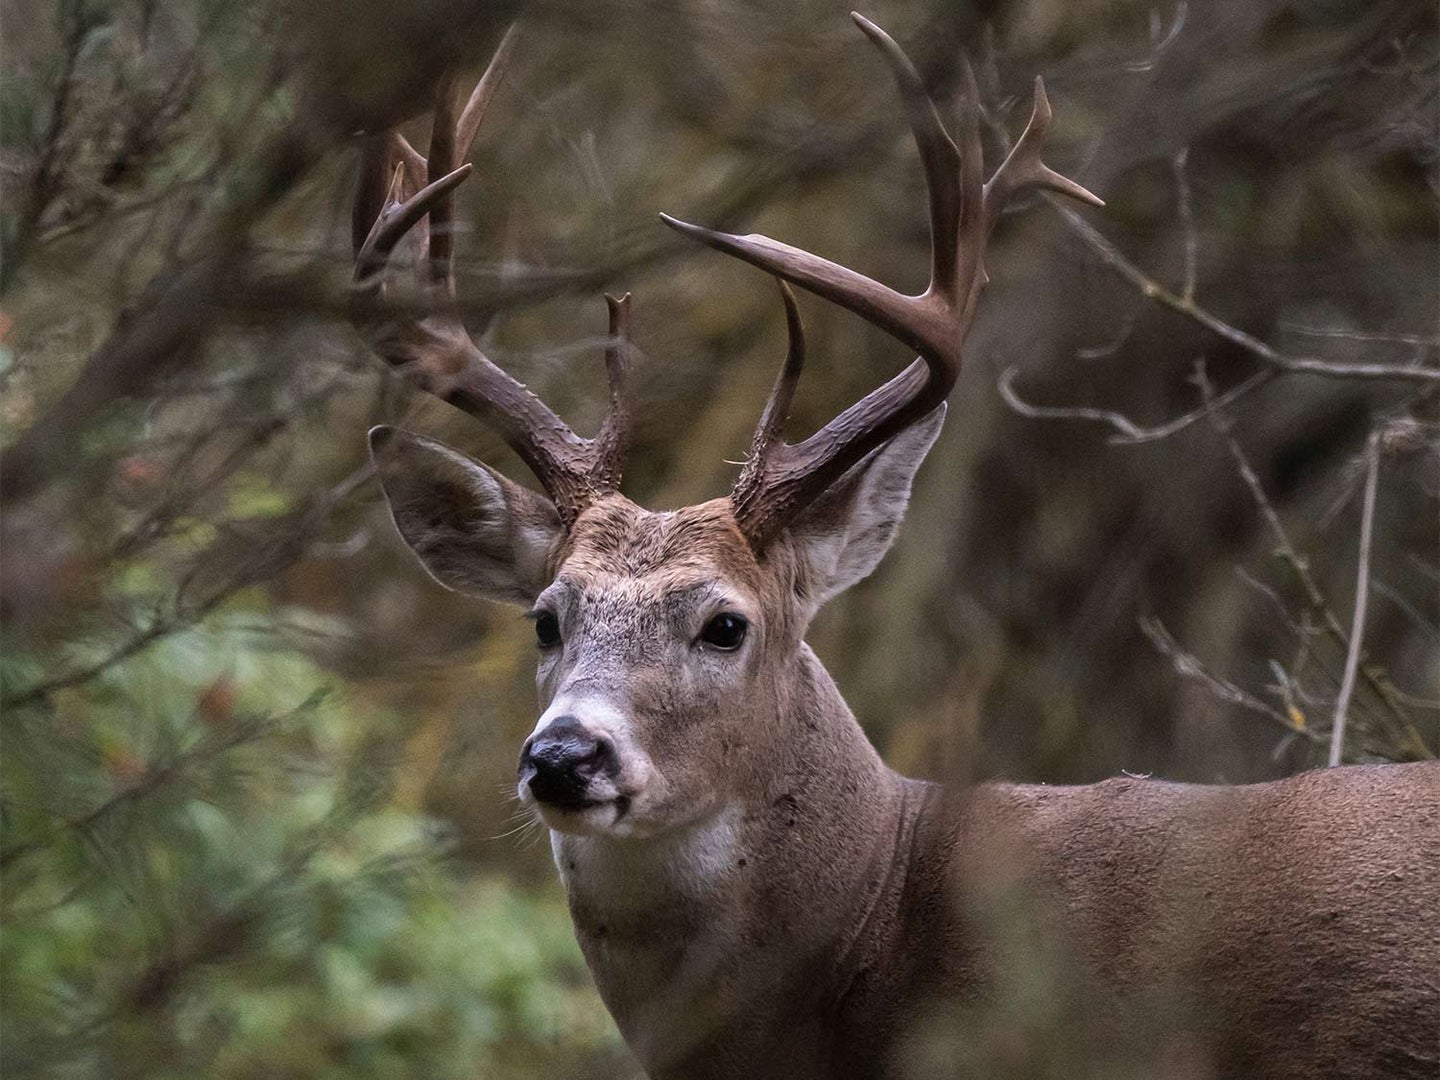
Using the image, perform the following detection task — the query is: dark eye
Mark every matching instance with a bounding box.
[534,611,561,649]
[700,613,748,651]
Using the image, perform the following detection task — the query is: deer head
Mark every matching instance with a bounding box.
[355,15,1100,842]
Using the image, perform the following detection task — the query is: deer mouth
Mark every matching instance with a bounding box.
[534,793,634,835]
[543,793,630,816]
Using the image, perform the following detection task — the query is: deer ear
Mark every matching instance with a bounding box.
[783,404,945,609]
[369,427,562,605]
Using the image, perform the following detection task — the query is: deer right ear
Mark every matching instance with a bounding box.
[369,427,563,605]
[781,404,945,611]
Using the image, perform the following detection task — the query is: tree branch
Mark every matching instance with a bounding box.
[1193,363,1433,760]
[1047,199,1440,383]
[1328,432,1380,767]
[1,465,371,711]
[999,363,1273,444]
[1138,615,1321,744]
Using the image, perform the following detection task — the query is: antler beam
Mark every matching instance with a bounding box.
[662,12,1102,548]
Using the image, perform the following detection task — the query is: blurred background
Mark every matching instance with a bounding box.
[2,0,1435,1076]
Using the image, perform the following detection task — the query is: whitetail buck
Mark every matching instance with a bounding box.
[352,15,1439,1080]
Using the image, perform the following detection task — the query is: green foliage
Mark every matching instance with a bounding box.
[1,614,619,1079]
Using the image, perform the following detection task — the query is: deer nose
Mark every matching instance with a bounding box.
[520,717,618,807]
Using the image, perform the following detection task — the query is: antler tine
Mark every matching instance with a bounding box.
[352,25,635,526]
[353,134,429,270]
[591,292,635,492]
[850,14,962,300]
[424,25,521,291]
[733,282,806,520]
[457,23,521,162]
[390,132,428,192]
[355,162,473,290]
[353,137,393,258]
[982,78,1105,235]
[658,215,948,364]
[426,74,460,288]
[953,56,988,314]
[662,14,1100,548]
[660,15,970,369]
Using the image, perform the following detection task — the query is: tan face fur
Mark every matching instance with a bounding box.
[526,497,792,837]
[369,406,944,842]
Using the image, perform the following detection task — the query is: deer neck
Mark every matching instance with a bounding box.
[551,643,922,1076]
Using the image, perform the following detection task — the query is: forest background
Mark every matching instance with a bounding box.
[2,0,1436,1076]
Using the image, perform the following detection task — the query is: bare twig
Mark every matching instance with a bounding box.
[1138,616,1320,743]
[999,364,1272,444]
[1047,200,1440,384]
[108,360,361,563]
[1,464,371,710]
[1192,363,1433,760]
[1075,309,1139,360]
[1278,323,1440,350]
[0,85,342,505]
[4,2,87,291]
[1328,432,1380,767]
[1171,147,1198,304]
[1234,566,1299,627]
[1123,1,1188,72]
[1372,579,1440,640]
[978,96,1437,384]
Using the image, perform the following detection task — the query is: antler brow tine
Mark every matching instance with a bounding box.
[661,12,1102,548]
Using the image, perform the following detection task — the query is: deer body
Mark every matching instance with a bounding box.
[549,618,1438,1080]
[352,15,1439,1079]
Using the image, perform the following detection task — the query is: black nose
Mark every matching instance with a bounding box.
[520,716,618,807]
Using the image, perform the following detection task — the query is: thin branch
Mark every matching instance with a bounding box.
[1328,433,1380,767]
[1234,566,1299,628]
[0,701,313,870]
[1171,147,1198,304]
[1046,199,1440,383]
[0,589,236,712]
[1075,308,1139,360]
[108,361,360,564]
[1138,615,1321,743]
[1278,323,1440,350]
[3,1,87,291]
[1266,658,1322,731]
[978,99,1438,385]
[0,93,340,505]
[119,810,349,1016]
[0,465,371,711]
[1193,363,1433,760]
[999,363,1272,444]
[1123,0,1188,72]
[1372,579,1440,640]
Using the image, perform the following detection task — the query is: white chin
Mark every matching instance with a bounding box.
[535,799,626,836]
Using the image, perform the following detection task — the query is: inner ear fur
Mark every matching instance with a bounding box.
[369,426,562,605]
[782,403,946,609]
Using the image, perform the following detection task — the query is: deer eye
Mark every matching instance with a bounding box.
[700,613,748,651]
[533,611,562,649]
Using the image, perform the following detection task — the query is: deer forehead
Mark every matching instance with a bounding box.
[555,495,765,598]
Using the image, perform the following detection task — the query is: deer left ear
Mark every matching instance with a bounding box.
[784,403,945,609]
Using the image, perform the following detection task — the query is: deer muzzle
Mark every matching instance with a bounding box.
[519,715,621,809]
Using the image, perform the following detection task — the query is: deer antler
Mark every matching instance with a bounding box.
[662,13,1103,548]
[352,25,633,526]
